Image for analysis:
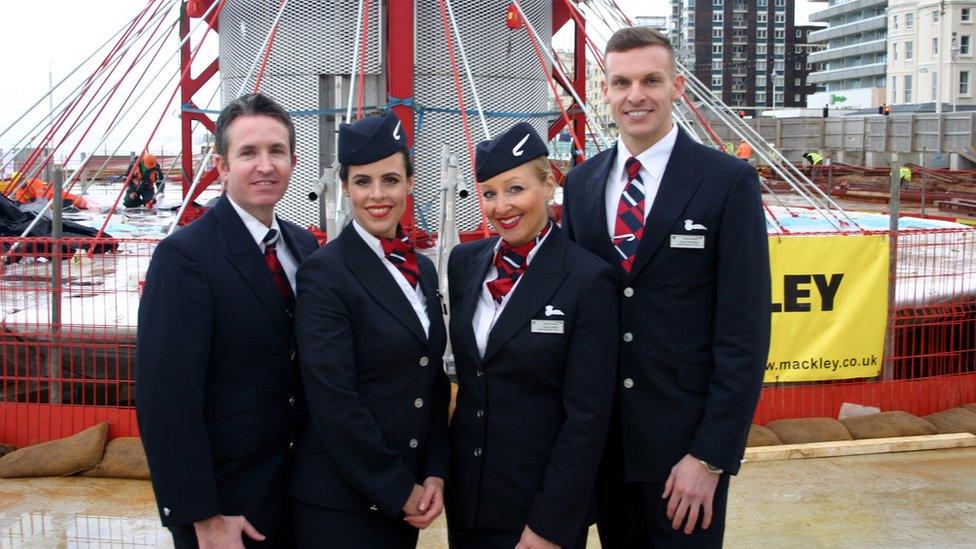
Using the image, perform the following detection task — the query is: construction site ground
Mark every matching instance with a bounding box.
[1,447,973,547]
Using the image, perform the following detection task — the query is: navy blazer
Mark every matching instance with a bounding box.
[136,194,319,531]
[290,222,450,517]
[446,225,619,547]
[562,128,771,480]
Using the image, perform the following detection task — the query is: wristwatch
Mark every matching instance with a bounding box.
[698,459,724,475]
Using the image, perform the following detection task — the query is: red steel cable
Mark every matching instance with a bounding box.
[253,0,287,91]
[437,0,488,236]
[355,0,372,120]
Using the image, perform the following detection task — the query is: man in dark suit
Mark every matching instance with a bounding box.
[561,27,771,547]
[136,93,318,548]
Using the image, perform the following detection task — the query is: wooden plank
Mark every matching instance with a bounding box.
[744,433,976,463]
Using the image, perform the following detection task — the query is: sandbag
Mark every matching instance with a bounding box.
[841,411,937,440]
[0,444,16,457]
[80,437,150,480]
[962,403,976,415]
[0,422,108,477]
[765,417,853,444]
[923,407,976,435]
[746,424,781,447]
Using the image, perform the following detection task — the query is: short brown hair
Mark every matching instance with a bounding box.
[214,93,296,156]
[605,26,676,74]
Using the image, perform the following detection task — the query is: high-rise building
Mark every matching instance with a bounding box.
[805,0,889,109]
[670,0,812,110]
[887,0,976,108]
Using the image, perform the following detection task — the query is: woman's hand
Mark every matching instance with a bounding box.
[515,525,560,549]
[404,476,445,529]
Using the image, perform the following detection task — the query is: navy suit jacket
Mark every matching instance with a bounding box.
[447,226,619,547]
[290,222,450,517]
[562,129,771,480]
[136,194,319,531]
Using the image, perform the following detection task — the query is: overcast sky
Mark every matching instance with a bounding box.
[0,0,815,161]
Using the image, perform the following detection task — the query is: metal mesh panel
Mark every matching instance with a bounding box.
[217,0,552,229]
[415,0,552,230]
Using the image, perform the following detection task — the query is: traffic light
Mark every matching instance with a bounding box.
[738,110,746,119]
[882,104,891,116]
[823,105,829,118]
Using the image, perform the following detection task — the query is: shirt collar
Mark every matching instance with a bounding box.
[227,195,282,251]
[614,122,679,184]
[351,219,387,260]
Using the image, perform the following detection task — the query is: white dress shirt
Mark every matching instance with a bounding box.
[472,229,552,359]
[352,220,430,337]
[227,196,299,293]
[604,122,679,239]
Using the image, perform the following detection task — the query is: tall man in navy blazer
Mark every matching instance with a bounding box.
[561,27,771,547]
[136,93,319,548]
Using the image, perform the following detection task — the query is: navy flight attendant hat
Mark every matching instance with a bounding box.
[475,122,548,182]
[337,110,408,166]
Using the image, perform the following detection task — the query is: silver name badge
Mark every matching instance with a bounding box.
[670,234,705,249]
[531,319,564,334]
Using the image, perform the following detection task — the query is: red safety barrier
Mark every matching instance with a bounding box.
[1,228,975,447]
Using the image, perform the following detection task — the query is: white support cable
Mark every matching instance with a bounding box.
[675,59,860,229]
[0,3,178,177]
[677,66,852,229]
[169,0,292,236]
[444,0,490,140]
[12,11,180,193]
[510,0,612,148]
[0,7,144,142]
[344,0,366,124]
[8,0,219,243]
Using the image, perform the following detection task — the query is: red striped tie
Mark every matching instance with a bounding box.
[613,157,645,273]
[263,229,295,308]
[379,227,420,289]
[486,221,552,303]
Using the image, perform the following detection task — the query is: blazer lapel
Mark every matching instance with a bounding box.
[215,196,290,338]
[278,218,317,262]
[628,129,703,281]
[342,223,428,345]
[458,239,496,365]
[581,146,618,266]
[482,227,569,364]
[418,259,445,347]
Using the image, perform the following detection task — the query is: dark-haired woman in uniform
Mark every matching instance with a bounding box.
[291,110,450,548]
[446,123,619,549]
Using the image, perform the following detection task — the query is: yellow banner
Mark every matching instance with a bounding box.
[764,234,889,382]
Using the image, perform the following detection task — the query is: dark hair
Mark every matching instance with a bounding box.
[214,92,296,156]
[339,149,414,181]
[605,26,676,74]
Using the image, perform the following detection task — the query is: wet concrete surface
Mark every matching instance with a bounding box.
[0,448,973,547]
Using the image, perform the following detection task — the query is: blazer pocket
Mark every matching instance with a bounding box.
[210,429,258,462]
[675,362,712,393]
[208,385,257,437]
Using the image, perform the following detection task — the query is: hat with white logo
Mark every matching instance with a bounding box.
[475,122,548,182]
[338,110,408,166]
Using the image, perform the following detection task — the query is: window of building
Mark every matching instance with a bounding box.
[795,61,802,70]
[713,45,723,54]
[776,0,785,6]
[712,76,723,87]
[713,59,723,70]
[795,78,802,85]
[906,13,914,28]
[757,44,767,55]
[758,13,767,23]
[892,15,898,30]
[775,29,785,39]
[933,10,939,23]
[775,45,785,56]
[775,14,785,24]
[795,94,802,102]
[796,29,803,38]
[714,0,723,6]
[713,12,723,23]
[906,41,913,60]
[961,71,971,95]
[933,37,939,56]
[757,92,766,104]
[890,76,897,102]
[757,29,767,39]
[932,72,938,101]
[962,9,972,22]
[905,75,913,102]
[714,28,723,38]
[892,43,898,61]
[774,92,784,104]
[961,36,972,55]
[757,60,767,71]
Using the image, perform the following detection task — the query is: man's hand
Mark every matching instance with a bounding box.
[662,454,720,535]
[404,476,444,529]
[515,525,560,549]
[193,514,264,549]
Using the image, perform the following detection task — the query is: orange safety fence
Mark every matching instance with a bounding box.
[0,228,975,447]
